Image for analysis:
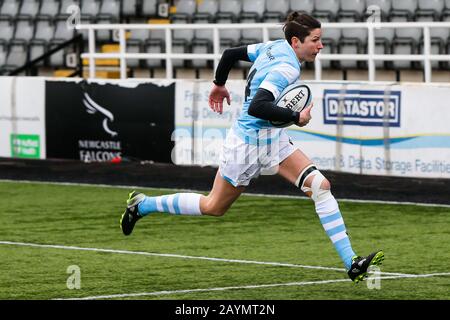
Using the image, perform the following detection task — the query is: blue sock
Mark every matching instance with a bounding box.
[315,197,356,270]
[138,193,202,216]
[138,196,157,216]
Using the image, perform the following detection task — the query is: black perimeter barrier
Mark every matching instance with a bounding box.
[1,157,449,206]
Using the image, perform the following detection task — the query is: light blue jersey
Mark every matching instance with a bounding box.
[234,39,302,141]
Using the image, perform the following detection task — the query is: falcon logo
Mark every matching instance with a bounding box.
[82,93,118,137]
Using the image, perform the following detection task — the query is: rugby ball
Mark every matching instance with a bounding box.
[270,83,312,128]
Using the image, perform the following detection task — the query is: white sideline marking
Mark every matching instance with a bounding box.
[56,273,450,300]
[0,240,411,277]
[1,179,450,208]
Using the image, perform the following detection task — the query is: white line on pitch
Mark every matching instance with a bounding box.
[1,179,450,208]
[0,240,411,277]
[55,272,450,300]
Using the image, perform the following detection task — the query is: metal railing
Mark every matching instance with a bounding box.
[76,22,450,82]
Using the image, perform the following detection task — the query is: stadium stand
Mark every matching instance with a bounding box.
[0,0,448,81]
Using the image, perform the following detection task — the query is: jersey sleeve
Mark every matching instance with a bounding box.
[246,43,265,62]
[259,63,300,99]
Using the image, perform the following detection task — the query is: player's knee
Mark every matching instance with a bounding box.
[303,177,330,190]
[320,178,331,190]
[295,165,333,202]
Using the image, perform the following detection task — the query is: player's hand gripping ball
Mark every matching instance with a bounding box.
[270,83,312,128]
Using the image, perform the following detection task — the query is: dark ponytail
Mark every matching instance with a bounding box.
[283,12,321,44]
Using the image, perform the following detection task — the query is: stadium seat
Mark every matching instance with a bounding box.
[148,22,165,43]
[318,38,336,68]
[53,14,75,40]
[219,38,234,53]
[99,0,120,18]
[171,38,189,68]
[29,38,46,66]
[144,38,164,69]
[19,0,41,16]
[418,38,445,69]
[374,24,395,45]
[337,38,362,69]
[217,0,242,23]
[338,11,367,43]
[195,0,219,21]
[173,0,196,19]
[218,0,241,16]
[0,39,6,67]
[289,0,314,14]
[365,0,392,19]
[193,15,213,43]
[241,0,265,20]
[313,0,340,21]
[122,0,138,18]
[418,0,445,13]
[240,0,266,42]
[239,16,263,43]
[95,14,116,42]
[14,15,35,41]
[142,0,157,17]
[374,38,390,68]
[60,0,80,15]
[339,0,365,17]
[216,15,240,44]
[415,10,449,42]
[171,15,194,42]
[126,39,141,68]
[390,0,418,17]
[191,38,211,68]
[238,38,254,69]
[264,15,285,40]
[0,15,14,42]
[81,0,100,18]
[39,0,59,16]
[34,15,55,42]
[48,38,66,67]
[129,26,150,43]
[319,15,341,44]
[0,0,20,16]
[391,37,416,69]
[266,0,289,14]
[264,0,288,22]
[5,39,28,68]
[369,1,395,44]
[76,14,93,41]
[390,12,422,43]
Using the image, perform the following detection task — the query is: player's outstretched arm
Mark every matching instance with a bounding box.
[209,46,250,114]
